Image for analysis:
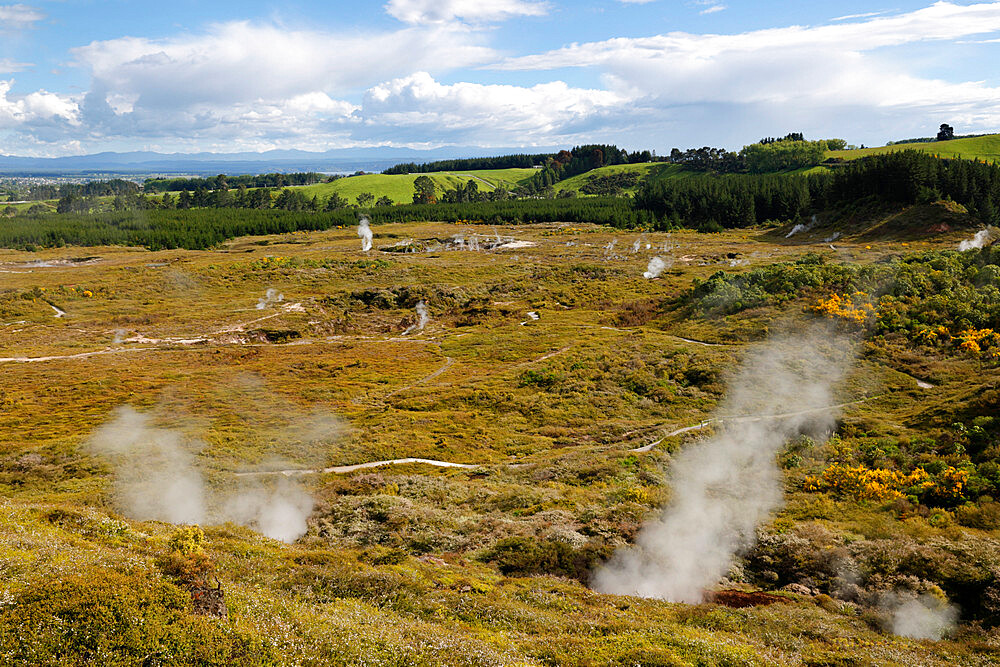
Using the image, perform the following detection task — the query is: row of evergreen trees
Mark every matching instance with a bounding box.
[825,150,1000,223]
[383,146,656,176]
[9,150,1000,250]
[634,174,811,228]
[143,172,330,192]
[0,198,647,251]
[383,154,550,175]
[26,178,140,201]
[633,150,1000,228]
[516,145,641,196]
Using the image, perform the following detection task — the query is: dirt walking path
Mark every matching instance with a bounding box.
[385,353,455,398]
[235,457,481,478]
[631,396,882,452]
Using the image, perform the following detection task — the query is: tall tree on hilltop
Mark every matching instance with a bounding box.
[413,176,437,205]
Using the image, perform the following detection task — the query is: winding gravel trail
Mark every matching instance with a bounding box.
[631,396,882,452]
[238,396,884,477]
[0,347,156,363]
[385,354,455,398]
[235,457,480,478]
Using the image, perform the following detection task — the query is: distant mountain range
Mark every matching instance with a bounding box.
[0,147,559,177]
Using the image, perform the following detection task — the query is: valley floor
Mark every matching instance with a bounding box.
[1,221,998,665]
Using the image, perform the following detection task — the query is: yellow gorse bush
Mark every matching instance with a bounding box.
[805,463,970,504]
[955,328,999,357]
[809,292,876,326]
[914,326,999,359]
[804,464,932,502]
[914,325,951,345]
[168,525,206,556]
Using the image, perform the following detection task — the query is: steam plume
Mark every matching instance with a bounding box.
[403,301,430,335]
[643,256,669,280]
[888,594,958,640]
[959,228,995,251]
[221,480,314,544]
[661,233,675,253]
[358,216,373,252]
[593,324,853,603]
[786,215,817,239]
[87,405,332,543]
[256,287,284,310]
[85,406,206,525]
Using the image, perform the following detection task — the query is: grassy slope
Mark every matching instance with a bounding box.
[291,168,538,204]
[1,220,998,663]
[554,163,696,195]
[829,133,1000,162]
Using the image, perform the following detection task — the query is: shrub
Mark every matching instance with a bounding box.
[0,569,275,666]
[482,536,611,582]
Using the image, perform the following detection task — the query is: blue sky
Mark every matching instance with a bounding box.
[2,0,1000,156]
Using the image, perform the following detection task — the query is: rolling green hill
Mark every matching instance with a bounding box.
[829,133,1000,162]
[553,163,695,195]
[292,168,537,204]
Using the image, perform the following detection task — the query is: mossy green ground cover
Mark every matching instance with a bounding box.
[1,219,999,664]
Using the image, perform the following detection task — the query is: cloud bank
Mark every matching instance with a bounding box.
[2,2,1000,154]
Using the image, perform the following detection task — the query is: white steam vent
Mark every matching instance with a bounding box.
[593,323,854,603]
[358,216,373,252]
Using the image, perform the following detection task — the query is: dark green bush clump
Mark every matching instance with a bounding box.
[482,537,611,582]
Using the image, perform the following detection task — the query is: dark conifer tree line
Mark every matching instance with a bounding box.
[26,179,140,201]
[6,150,999,250]
[143,172,330,192]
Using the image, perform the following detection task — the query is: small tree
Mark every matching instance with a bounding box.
[937,124,955,141]
[356,192,375,208]
[324,193,349,211]
[375,195,393,206]
[412,175,437,205]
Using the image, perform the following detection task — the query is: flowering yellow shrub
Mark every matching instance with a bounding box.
[805,464,971,505]
[914,325,951,345]
[809,292,876,326]
[249,256,294,270]
[804,464,931,502]
[930,466,969,504]
[954,328,999,357]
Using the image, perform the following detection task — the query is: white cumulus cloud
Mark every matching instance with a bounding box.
[0,79,78,128]
[0,3,44,30]
[358,72,628,144]
[385,0,548,25]
[493,1,1000,144]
